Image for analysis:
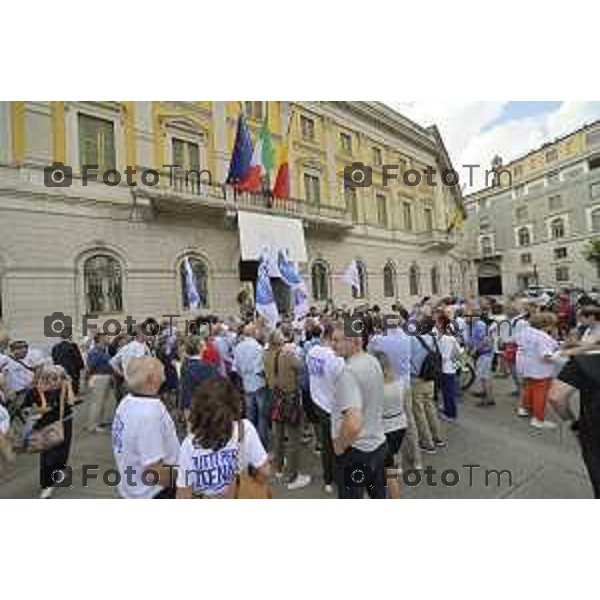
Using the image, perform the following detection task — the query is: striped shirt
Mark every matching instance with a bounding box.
[0,352,36,392]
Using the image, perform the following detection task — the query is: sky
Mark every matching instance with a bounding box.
[386,101,600,192]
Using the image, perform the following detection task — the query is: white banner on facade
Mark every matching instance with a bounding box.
[238,211,307,263]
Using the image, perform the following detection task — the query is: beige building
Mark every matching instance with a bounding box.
[0,101,466,344]
[463,120,600,297]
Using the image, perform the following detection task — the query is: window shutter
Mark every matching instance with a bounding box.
[173,138,185,166]
[188,142,200,170]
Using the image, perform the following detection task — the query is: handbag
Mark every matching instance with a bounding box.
[269,350,303,427]
[26,385,66,453]
[234,419,272,499]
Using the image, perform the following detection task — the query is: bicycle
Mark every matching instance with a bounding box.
[455,349,476,391]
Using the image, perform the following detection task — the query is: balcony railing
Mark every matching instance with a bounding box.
[0,164,352,230]
[228,190,352,229]
[417,228,458,250]
[139,170,352,229]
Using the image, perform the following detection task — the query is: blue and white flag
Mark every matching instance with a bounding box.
[183,257,201,309]
[256,256,279,329]
[292,282,309,325]
[342,260,361,294]
[277,250,302,287]
[278,250,309,324]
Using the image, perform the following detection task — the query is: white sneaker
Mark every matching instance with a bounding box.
[39,487,54,499]
[414,462,424,471]
[323,484,334,494]
[287,474,311,490]
[530,418,557,429]
[517,408,529,417]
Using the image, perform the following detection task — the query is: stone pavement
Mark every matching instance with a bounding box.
[1,377,593,499]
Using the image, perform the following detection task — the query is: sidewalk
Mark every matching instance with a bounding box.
[1,377,592,499]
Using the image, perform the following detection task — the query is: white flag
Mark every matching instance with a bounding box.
[277,250,309,325]
[183,257,201,309]
[255,256,279,329]
[292,281,309,326]
[342,260,361,294]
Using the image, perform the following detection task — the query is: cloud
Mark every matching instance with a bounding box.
[386,101,600,192]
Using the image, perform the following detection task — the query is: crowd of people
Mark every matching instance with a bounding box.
[1,288,600,499]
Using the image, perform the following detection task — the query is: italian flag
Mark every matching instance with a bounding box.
[272,144,289,199]
[238,119,275,193]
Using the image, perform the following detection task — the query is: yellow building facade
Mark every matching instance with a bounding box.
[0,101,466,343]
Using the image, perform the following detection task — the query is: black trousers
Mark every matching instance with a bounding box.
[301,388,318,424]
[580,439,600,499]
[313,403,334,486]
[334,442,388,499]
[153,486,176,499]
[39,418,73,489]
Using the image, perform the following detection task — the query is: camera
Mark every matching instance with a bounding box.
[44,312,72,337]
[344,462,374,489]
[343,314,368,338]
[44,162,73,188]
[344,162,372,188]
[51,466,73,488]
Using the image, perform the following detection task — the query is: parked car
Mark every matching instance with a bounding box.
[524,285,556,299]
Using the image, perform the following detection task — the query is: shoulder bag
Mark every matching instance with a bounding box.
[234,420,272,499]
[26,384,66,453]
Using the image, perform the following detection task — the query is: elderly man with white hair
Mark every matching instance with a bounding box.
[112,356,179,499]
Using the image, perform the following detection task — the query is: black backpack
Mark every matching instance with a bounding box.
[416,335,442,382]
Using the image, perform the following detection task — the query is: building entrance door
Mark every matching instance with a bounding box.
[477,261,503,296]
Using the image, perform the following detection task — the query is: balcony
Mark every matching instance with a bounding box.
[138,170,353,232]
[0,163,353,232]
[228,191,352,232]
[417,228,458,251]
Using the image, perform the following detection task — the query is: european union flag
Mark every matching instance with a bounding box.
[227,113,254,185]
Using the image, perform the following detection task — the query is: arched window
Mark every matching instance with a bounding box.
[84,254,123,314]
[591,208,600,232]
[311,260,330,301]
[431,266,440,295]
[180,256,209,309]
[518,227,531,247]
[409,264,420,296]
[480,236,493,256]
[383,261,396,298]
[352,260,367,299]
[550,218,565,239]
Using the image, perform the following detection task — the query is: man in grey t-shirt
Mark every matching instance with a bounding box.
[331,323,387,499]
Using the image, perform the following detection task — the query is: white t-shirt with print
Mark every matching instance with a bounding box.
[176,419,267,497]
[112,394,180,499]
[306,345,345,414]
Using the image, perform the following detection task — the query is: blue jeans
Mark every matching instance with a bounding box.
[441,373,457,419]
[244,387,270,449]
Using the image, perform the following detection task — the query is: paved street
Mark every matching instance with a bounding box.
[1,377,592,499]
